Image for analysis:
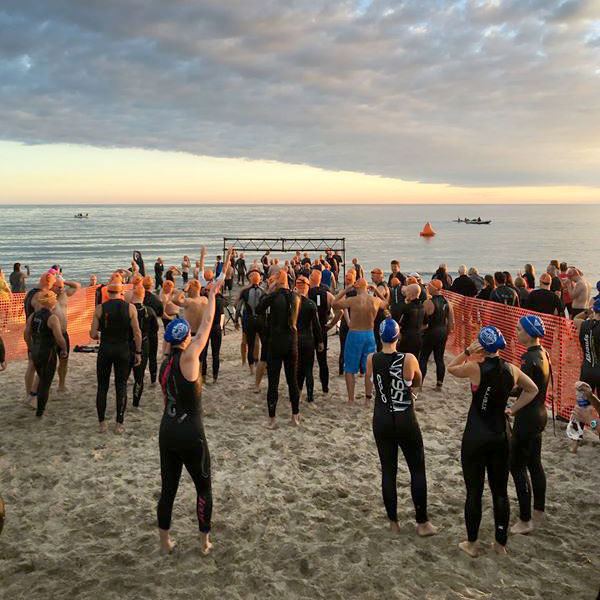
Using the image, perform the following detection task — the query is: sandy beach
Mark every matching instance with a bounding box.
[0,329,598,600]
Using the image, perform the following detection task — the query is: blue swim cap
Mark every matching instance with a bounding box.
[164,318,191,344]
[379,318,400,343]
[478,326,506,353]
[594,298,600,313]
[519,315,545,338]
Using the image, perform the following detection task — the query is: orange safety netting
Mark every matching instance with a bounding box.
[0,286,583,418]
[0,286,98,361]
[442,290,581,420]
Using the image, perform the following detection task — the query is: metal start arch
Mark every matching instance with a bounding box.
[223,237,346,279]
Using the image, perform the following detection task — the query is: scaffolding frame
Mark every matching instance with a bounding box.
[222,237,346,280]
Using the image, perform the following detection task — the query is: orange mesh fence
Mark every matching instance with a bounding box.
[0,286,98,361]
[442,290,581,420]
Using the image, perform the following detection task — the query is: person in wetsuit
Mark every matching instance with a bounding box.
[509,315,551,535]
[235,271,265,375]
[308,269,335,396]
[90,281,142,433]
[419,280,454,390]
[256,270,301,428]
[371,268,390,352]
[157,281,222,556]
[367,318,437,537]
[200,282,225,384]
[392,284,425,357]
[24,291,68,417]
[448,325,538,558]
[574,298,600,394]
[235,252,247,285]
[128,277,156,407]
[154,258,164,291]
[295,276,323,404]
[142,276,164,387]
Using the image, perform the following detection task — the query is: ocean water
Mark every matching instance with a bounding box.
[1,203,599,286]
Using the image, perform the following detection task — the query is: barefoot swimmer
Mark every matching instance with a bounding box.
[367,318,437,537]
[157,278,222,556]
[448,326,538,558]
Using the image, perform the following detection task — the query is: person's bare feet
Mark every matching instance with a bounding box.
[114,423,124,434]
[458,540,479,558]
[416,522,438,537]
[29,395,37,410]
[364,395,372,407]
[510,519,534,535]
[266,418,278,430]
[150,381,157,388]
[389,521,401,533]
[253,386,261,394]
[159,529,176,554]
[435,384,443,392]
[533,510,545,522]
[493,542,508,555]
[568,440,579,454]
[201,533,212,555]
[291,414,300,426]
[98,422,108,433]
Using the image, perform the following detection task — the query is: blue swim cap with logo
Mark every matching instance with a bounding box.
[519,315,545,338]
[379,318,400,343]
[164,318,191,344]
[478,325,506,352]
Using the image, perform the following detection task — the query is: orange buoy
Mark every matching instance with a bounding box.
[419,222,436,237]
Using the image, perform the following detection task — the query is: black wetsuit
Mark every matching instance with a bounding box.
[461,357,513,546]
[0,334,5,364]
[579,319,600,393]
[373,281,389,352]
[30,308,58,417]
[296,295,323,403]
[237,285,265,366]
[200,293,224,381]
[130,301,155,407]
[419,295,449,384]
[157,348,212,533]
[308,285,330,393]
[235,258,247,284]
[392,300,424,357]
[338,289,357,376]
[490,285,519,306]
[525,289,563,315]
[256,288,300,417]
[96,299,131,424]
[154,262,164,290]
[451,275,477,297]
[143,290,163,384]
[372,351,428,524]
[510,346,550,522]
[388,272,406,287]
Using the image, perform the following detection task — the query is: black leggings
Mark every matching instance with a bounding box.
[297,334,315,402]
[182,272,188,284]
[315,329,329,393]
[130,339,149,407]
[461,436,509,545]
[339,323,348,375]
[157,422,212,533]
[419,327,448,384]
[510,433,545,522]
[96,344,130,423]
[397,334,422,358]
[372,408,428,524]
[267,348,299,417]
[237,271,245,285]
[201,327,223,380]
[148,328,159,383]
[31,346,57,417]
[243,315,261,366]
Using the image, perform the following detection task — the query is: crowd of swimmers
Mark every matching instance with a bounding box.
[1,251,599,559]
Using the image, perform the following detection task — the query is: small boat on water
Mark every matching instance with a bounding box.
[74,213,89,219]
[453,217,491,225]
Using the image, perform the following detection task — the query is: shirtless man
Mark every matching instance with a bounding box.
[182,280,208,337]
[566,268,591,318]
[89,274,98,287]
[159,281,183,354]
[52,276,81,392]
[333,278,386,404]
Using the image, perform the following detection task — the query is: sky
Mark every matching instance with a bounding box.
[1,0,600,204]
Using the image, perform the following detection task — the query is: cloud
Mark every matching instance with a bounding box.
[0,0,599,186]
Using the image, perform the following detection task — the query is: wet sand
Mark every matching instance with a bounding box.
[0,329,598,600]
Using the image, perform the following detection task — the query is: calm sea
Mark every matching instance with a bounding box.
[1,204,598,286]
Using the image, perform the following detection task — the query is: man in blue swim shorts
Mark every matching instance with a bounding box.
[333,277,387,404]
